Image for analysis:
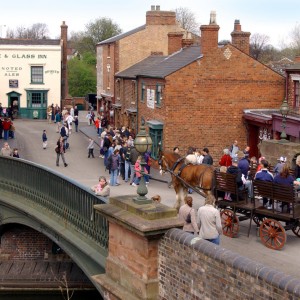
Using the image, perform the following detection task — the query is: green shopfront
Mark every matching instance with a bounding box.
[147,120,163,159]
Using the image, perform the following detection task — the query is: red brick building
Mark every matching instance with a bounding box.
[96,6,194,130]
[121,13,285,160]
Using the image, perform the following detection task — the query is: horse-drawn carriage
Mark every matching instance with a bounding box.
[158,150,300,250]
[215,170,300,250]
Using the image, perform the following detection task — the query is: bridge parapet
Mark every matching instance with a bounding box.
[0,156,108,250]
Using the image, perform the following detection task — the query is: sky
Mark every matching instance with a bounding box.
[1,0,299,48]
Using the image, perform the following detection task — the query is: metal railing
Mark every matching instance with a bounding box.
[0,156,108,252]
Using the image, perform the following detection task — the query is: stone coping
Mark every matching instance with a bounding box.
[94,195,183,237]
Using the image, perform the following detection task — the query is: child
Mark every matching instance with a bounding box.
[87,138,95,158]
[42,130,47,149]
[132,155,148,186]
[12,148,20,158]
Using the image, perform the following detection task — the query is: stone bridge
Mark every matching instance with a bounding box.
[0,156,108,296]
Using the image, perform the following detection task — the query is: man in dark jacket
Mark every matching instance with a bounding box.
[255,159,274,208]
[202,148,213,165]
[238,155,250,178]
[227,157,243,188]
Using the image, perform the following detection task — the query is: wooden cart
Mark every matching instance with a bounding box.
[215,169,300,250]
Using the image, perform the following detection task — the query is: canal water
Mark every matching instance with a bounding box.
[0,290,103,299]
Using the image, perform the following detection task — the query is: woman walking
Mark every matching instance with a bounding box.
[179,196,199,235]
[56,136,68,167]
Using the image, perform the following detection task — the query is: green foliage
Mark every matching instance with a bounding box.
[67,56,96,97]
[69,17,122,55]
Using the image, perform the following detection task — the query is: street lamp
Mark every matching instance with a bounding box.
[133,117,152,204]
[279,98,289,142]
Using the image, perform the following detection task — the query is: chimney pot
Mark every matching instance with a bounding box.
[210,11,217,25]
[156,5,160,11]
[234,19,241,31]
[231,20,250,54]
[151,5,155,11]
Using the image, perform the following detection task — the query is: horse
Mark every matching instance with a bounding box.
[158,150,215,212]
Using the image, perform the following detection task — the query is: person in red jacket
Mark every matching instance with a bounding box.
[219,148,232,167]
[2,117,11,140]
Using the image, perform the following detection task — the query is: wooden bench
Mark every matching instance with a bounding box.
[253,180,300,218]
[215,170,248,202]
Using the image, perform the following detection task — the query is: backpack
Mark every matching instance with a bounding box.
[108,154,119,170]
[185,209,192,223]
[60,126,66,137]
[125,147,131,161]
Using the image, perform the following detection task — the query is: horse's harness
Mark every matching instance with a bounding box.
[159,155,212,195]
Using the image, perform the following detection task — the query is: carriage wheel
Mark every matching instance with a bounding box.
[259,219,286,250]
[221,209,239,238]
[292,222,300,237]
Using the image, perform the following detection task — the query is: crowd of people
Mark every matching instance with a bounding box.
[216,140,300,212]
[176,138,300,246]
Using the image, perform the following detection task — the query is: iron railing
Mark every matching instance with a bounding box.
[0,156,108,252]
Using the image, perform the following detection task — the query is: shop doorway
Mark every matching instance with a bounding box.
[7,91,21,119]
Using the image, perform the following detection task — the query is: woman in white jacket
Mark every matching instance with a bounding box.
[179,196,199,235]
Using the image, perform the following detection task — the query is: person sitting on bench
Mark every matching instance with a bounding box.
[255,159,274,209]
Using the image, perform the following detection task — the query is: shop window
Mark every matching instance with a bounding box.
[156,84,162,107]
[31,66,44,84]
[295,81,300,109]
[132,80,136,104]
[107,44,111,58]
[149,127,163,160]
[141,82,146,102]
[27,91,48,108]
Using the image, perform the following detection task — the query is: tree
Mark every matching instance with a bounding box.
[250,33,270,60]
[175,7,200,35]
[67,54,97,97]
[5,23,49,39]
[70,17,122,55]
[289,24,300,54]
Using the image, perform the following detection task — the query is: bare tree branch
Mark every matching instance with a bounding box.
[175,7,199,35]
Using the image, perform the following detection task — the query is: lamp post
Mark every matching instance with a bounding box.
[133,117,152,204]
[279,98,289,143]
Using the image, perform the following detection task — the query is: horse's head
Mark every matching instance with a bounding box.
[158,150,167,175]
[158,150,181,175]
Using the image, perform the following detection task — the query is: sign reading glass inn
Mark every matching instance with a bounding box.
[0,39,63,119]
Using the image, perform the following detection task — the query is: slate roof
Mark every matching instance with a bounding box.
[115,55,167,79]
[0,39,61,46]
[137,45,201,78]
[97,25,146,45]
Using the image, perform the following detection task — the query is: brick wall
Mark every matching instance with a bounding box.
[139,44,285,162]
[118,24,185,72]
[0,226,52,260]
[159,229,300,299]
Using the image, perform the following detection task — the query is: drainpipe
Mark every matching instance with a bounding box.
[135,79,138,133]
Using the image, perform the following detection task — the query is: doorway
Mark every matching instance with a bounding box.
[7,91,21,119]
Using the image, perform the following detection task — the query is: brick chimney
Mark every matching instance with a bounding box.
[200,11,220,55]
[60,21,68,100]
[182,38,194,48]
[146,5,177,25]
[231,20,251,55]
[295,56,300,63]
[168,32,184,55]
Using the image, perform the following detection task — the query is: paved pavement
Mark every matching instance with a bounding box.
[2,111,300,280]
[7,111,204,209]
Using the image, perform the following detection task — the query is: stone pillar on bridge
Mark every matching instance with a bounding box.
[93,195,183,300]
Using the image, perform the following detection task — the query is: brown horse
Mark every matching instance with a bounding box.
[158,150,215,211]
